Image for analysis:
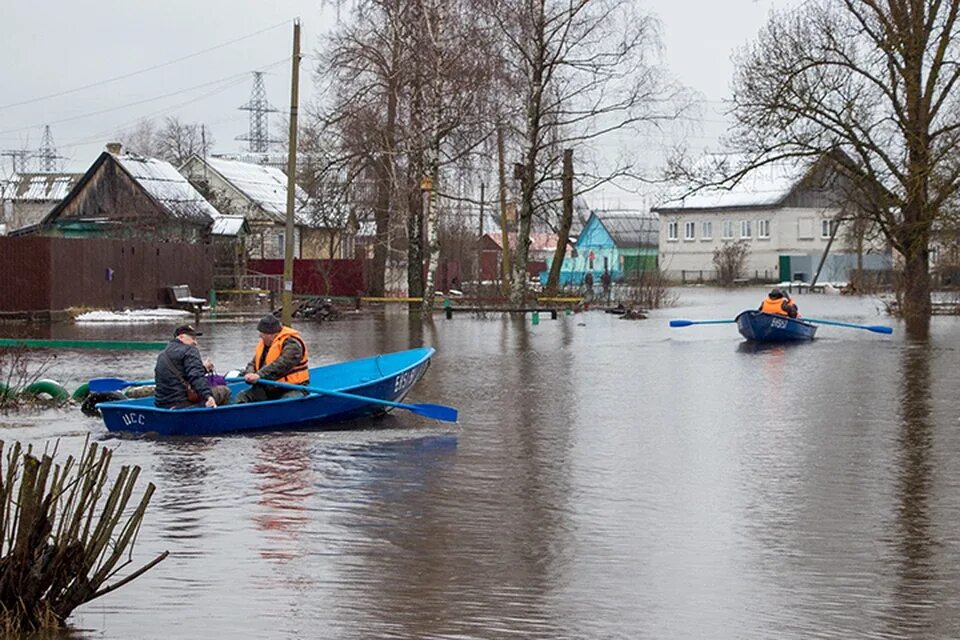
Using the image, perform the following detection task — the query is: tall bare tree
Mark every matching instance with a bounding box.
[117,116,213,166]
[486,0,689,304]
[729,0,960,337]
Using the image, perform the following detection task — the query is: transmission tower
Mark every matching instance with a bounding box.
[0,150,30,176]
[237,71,281,153]
[37,125,66,173]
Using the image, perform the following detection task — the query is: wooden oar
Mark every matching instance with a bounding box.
[88,377,155,393]
[800,317,894,334]
[669,319,736,327]
[228,377,459,423]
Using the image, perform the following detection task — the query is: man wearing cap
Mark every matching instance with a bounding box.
[759,288,799,318]
[154,325,231,409]
[236,315,310,404]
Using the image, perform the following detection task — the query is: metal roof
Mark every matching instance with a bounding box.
[202,156,311,225]
[211,215,247,236]
[2,173,82,201]
[654,156,813,211]
[593,210,659,248]
[115,155,220,222]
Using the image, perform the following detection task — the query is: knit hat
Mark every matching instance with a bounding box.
[257,314,282,333]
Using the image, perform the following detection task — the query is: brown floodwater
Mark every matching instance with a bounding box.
[2,287,960,639]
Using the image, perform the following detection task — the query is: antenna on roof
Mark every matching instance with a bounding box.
[237,71,282,153]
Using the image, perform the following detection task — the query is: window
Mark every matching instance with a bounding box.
[758,220,770,239]
[722,220,734,239]
[821,219,834,238]
[667,221,678,241]
[798,217,815,239]
[684,221,696,240]
[701,221,713,240]
[740,220,752,239]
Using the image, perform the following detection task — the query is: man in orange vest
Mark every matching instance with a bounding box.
[759,288,799,318]
[236,314,310,404]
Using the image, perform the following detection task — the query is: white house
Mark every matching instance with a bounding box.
[653,154,891,284]
[180,155,350,260]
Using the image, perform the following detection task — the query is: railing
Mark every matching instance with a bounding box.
[213,271,283,294]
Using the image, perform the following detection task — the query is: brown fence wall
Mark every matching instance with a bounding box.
[0,237,213,312]
[248,259,365,297]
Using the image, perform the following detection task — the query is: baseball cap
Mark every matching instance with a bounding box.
[174,324,202,337]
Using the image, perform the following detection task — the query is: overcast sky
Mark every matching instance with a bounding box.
[1,0,799,205]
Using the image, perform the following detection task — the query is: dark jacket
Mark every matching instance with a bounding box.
[154,339,213,408]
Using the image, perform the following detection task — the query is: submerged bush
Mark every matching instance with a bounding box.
[0,438,167,632]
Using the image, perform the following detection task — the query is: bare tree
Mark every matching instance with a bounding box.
[728,0,960,337]
[713,240,750,286]
[117,117,213,166]
[485,0,690,304]
[155,117,214,167]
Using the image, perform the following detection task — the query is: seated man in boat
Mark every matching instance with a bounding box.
[759,288,799,318]
[236,314,310,404]
[154,325,231,409]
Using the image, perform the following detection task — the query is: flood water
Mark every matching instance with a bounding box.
[3,287,960,639]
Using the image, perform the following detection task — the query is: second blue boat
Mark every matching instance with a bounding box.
[735,310,817,343]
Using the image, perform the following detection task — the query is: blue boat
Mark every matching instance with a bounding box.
[98,347,435,436]
[735,310,817,343]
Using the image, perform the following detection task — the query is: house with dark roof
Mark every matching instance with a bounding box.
[36,144,221,242]
[0,172,83,234]
[652,153,891,284]
[552,210,659,286]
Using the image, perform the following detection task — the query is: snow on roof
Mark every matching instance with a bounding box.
[204,156,310,225]
[115,155,220,222]
[356,220,377,237]
[655,156,813,211]
[593,210,659,248]
[3,173,82,201]
[211,214,246,236]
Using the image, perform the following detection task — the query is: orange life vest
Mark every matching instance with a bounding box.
[760,296,792,316]
[253,326,309,384]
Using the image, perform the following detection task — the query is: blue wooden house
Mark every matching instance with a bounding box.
[543,210,659,286]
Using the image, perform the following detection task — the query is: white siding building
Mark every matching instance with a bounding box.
[653,154,890,284]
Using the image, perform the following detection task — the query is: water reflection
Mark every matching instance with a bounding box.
[252,436,315,563]
[153,439,218,544]
[885,342,936,637]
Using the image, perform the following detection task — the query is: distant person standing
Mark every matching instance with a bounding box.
[583,271,594,301]
[600,269,612,303]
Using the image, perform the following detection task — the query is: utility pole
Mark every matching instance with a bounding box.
[281,20,301,326]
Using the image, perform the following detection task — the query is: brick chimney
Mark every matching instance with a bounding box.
[105,142,122,155]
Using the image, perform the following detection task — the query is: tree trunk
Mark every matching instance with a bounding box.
[901,240,931,339]
[545,149,574,295]
[369,31,401,298]
[496,123,512,296]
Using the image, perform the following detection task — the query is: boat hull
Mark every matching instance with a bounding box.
[735,311,817,343]
[98,348,435,436]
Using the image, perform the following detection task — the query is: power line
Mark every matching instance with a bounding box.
[0,20,291,112]
[0,59,287,138]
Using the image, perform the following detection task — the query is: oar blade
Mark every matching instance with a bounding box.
[669,319,694,327]
[410,403,459,423]
[88,378,130,393]
[868,325,894,334]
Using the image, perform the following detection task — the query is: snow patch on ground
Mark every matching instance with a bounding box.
[75,308,192,323]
